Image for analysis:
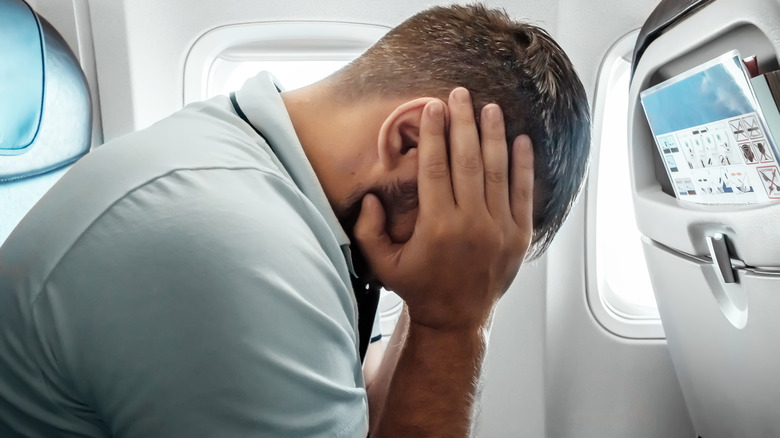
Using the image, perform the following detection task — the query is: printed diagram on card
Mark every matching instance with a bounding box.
[651,112,780,204]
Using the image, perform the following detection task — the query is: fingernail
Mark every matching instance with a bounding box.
[453,87,469,104]
[484,104,501,121]
[515,134,532,151]
[364,193,380,207]
[427,100,443,117]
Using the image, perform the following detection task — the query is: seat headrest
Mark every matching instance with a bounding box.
[0,0,91,182]
[0,0,44,155]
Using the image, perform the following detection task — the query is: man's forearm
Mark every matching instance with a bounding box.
[366,308,407,433]
[372,318,489,437]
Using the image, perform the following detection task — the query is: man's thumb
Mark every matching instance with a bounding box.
[354,194,394,267]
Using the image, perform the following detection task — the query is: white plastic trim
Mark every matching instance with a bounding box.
[586,29,666,340]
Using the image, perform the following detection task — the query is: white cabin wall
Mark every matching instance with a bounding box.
[25,0,79,58]
[557,0,658,97]
[542,1,695,437]
[477,260,548,437]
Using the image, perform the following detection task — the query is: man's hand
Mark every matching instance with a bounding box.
[355,87,534,332]
[356,88,535,436]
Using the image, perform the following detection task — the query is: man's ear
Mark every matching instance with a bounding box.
[377,98,439,170]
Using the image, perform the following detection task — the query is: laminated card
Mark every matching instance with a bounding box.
[640,50,780,204]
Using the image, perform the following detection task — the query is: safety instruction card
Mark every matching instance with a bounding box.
[640,50,780,204]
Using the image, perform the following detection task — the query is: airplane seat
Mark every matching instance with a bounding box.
[629,0,780,436]
[0,0,91,247]
[630,0,714,78]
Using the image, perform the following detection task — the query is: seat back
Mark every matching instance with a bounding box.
[0,0,91,246]
[629,0,780,436]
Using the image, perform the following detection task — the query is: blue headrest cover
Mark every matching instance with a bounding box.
[0,0,44,154]
[0,0,91,182]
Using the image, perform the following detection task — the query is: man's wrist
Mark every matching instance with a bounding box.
[406,302,497,341]
[406,318,490,356]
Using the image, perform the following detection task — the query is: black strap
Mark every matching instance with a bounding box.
[353,280,381,362]
[230,92,273,151]
[230,90,379,363]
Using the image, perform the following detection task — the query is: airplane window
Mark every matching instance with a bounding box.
[183,21,390,104]
[587,31,664,339]
[596,54,658,318]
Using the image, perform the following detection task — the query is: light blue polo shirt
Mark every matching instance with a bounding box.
[0,73,369,437]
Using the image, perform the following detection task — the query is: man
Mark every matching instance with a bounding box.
[0,4,589,437]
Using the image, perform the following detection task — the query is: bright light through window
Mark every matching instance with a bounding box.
[208,59,352,97]
[378,288,403,345]
[595,46,659,320]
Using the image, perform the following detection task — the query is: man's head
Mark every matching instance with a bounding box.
[285,4,590,262]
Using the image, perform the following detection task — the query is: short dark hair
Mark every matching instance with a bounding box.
[330,4,591,260]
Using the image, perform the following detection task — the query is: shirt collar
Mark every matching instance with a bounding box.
[233,72,357,276]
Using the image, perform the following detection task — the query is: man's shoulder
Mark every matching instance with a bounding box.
[91,164,321,259]
[0,97,300,298]
[91,95,280,184]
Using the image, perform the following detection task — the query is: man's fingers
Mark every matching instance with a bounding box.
[510,135,535,231]
[353,194,398,276]
[418,99,454,212]
[448,88,484,208]
[480,104,510,220]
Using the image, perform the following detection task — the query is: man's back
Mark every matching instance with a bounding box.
[0,77,368,437]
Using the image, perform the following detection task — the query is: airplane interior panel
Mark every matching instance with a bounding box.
[2,0,779,437]
[629,0,780,436]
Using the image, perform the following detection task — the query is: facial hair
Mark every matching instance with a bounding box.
[339,179,419,286]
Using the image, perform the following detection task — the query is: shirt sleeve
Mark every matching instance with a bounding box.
[31,168,368,438]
